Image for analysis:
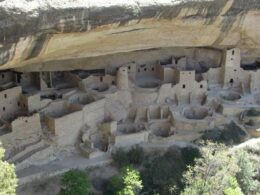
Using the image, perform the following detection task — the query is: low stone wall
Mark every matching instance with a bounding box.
[222,106,246,116]
[82,99,105,127]
[173,116,209,131]
[114,131,149,147]
[11,113,42,137]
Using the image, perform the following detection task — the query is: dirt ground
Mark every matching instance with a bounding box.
[17,176,61,195]
[17,164,117,195]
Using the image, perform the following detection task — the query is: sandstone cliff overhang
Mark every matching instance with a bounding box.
[0,0,259,71]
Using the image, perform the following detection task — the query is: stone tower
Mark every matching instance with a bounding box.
[223,48,241,88]
[116,67,128,90]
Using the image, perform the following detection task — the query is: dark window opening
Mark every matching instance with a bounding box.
[152,67,155,71]
[175,59,178,64]
[241,61,260,70]
[4,94,7,98]
[25,120,28,123]
[128,67,131,70]
[234,69,237,72]
[112,81,115,85]
[100,77,103,82]
[16,73,22,83]
[86,69,105,75]
[232,50,235,55]
[1,74,4,79]
[182,84,186,89]
[230,78,234,84]
[160,58,171,65]
[144,68,147,71]
[200,84,203,88]
[3,107,5,111]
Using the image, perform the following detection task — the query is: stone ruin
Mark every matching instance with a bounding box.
[0,47,259,177]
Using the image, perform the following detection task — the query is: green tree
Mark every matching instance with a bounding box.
[112,148,129,168]
[141,146,198,194]
[0,143,17,195]
[235,149,260,194]
[118,166,143,195]
[59,169,90,195]
[105,174,124,195]
[224,176,243,195]
[112,146,144,169]
[181,142,243,195]
[127,146,144,165]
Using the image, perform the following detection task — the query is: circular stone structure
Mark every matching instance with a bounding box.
[137,80,160,88]
[89,83,109,92]
[183,106,209,120]
[220,91,241,101]
[151,122,172,137]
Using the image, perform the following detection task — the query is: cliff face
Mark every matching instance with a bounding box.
[0,0,259,71]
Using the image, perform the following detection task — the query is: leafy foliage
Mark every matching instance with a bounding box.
[118,166,143,195]
[127,146,144,165]
[141,146,199,195]
[180,147,201,166]
[112,146,144,168]
[235,149,260,194]
[246,108,260,116]
[224,176,243,195]
[245,119,255,126]
[105,174,124,195]
[0,143,17,195]
[112,148,129,168]
[105,166,143,195]
[181,142,243,195]
[59,169,90,195]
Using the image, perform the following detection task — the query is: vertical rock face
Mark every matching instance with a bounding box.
[0,0,259,71]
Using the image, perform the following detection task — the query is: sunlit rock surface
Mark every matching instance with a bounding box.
[0,0,259,71]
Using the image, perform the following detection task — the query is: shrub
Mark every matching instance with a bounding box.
[235,149,260,194]
[112,148,129,168]
[245,119,254,126]
[118,166,143,195]
[59,169,90,195]
[0,143,17,195]
[105,174,124,195]
[141,147,188,195]
[247,108,260,116]
[105,166,143,195]
[181,142,243,195]
[181,147,200,166]
[128,146,144,165]
[112,146,144,168]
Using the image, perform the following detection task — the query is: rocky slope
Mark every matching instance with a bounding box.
[0,0,259,71]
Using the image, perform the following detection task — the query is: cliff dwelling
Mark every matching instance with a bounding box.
[0,0,259,192]
[0,47,259,164]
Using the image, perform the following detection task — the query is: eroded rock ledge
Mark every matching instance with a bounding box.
[0,0,259,71]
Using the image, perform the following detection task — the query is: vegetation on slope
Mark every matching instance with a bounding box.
[0,142,18,195]
[29,141,259,195]
[59,169,90,195]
